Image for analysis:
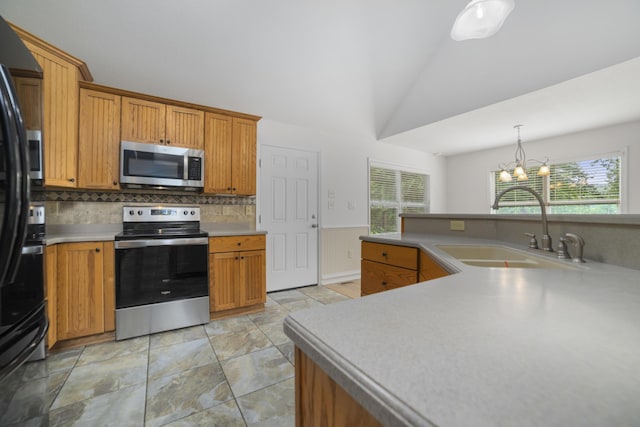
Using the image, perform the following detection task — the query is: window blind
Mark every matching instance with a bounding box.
[492,154,621,214]
[370,165,429,234]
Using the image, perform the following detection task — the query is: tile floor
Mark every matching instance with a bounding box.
[0,284,356,427]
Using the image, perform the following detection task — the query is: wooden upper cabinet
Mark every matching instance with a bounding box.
[121,97,204,149]
[13,77,42,131]
[166,105,204,149]
[204,112,233,193]
[22,41,82,188]
[204,113,257,195]
[121,97,166,144]
[78,88,121,190]
[232,118,257,195]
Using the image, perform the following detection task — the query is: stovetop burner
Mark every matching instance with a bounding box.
[117,206,206,240]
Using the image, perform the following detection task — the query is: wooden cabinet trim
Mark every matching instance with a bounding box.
[103,242,115,332]
[10,22,93,81]
[80,81,261,121]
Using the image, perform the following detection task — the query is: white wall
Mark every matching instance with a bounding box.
[257,119,446,283]
[445,120,640,213]
[257,119,447,228]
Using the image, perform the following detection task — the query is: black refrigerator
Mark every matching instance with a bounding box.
[0,16,48,384]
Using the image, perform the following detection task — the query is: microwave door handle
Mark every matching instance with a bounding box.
[0,65,29,286]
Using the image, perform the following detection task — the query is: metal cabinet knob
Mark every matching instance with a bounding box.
[68,178,75,182]
[95,248,100,252]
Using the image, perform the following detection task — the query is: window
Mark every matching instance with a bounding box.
[369,164,430,234]
[492,154,622,214]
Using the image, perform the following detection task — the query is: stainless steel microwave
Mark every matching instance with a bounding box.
[120,140,204,190]
[0,129,43,186]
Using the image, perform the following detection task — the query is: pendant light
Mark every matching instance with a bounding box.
[451,0,515,41]
[498,125,550,182]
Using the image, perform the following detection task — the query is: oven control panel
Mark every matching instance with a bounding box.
[122,206,200,222]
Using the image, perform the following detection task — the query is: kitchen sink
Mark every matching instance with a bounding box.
[435,244,577,270]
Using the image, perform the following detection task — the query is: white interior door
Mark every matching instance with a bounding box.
[260,145,319,292]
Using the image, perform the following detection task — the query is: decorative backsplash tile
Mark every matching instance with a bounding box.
[39,190,256,225]
[42,189,255,205]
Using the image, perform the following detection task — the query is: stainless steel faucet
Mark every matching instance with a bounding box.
[492,185,553,252]
[564,233,586,263]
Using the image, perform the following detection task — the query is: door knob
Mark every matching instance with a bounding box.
[311,224,318,228]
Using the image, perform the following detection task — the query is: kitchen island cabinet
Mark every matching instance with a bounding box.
[204,113,257,195]
[121,96,205,149]
[209,235,266,315]
[361,241,448,296]
[78,87,121,190]
[286,233,640,426]
[52,241,115,342]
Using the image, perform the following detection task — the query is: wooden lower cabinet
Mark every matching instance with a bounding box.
[295,347,383,427]
[52,242,115,343]
[209,235,266,313]
[361,241,449,296]
[419,250,449,282]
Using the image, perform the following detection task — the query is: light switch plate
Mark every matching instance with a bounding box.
[450,220,465,231]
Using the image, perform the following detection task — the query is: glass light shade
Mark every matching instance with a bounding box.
[537,164,550,176]
[451,0,515,41]
[516,173,528,181]
[499,170,513,182]
[513,165,525,177]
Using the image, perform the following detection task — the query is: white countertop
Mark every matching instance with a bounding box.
[283,233,640,427]
[45,222,264,245]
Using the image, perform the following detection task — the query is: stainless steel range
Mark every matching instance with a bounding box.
[114,206,209,341]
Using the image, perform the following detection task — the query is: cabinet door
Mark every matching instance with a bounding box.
[78,89,121,189]
[45,245,57,350]
[239,250,266,307]
[204,112,233,194]
[361,260,417,296]
[13,77,42,131]
[165,105,204,149]
[56,242,105,340]
[232,118,257,195]
[121,97,166,144]
[210,252,239,312]
[25,41,79,188]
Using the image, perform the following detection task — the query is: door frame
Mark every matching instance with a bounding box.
[257,143,321,291]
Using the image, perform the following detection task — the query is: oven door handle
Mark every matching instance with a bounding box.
[21,245,44,255]
[115,237,208,249]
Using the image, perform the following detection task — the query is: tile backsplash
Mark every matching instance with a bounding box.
[34,190,255,225]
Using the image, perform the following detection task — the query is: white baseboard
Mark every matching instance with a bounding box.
[320,270,360,285]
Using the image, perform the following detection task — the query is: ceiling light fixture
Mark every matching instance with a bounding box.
[451,0,515,41]
[498,125,550,182]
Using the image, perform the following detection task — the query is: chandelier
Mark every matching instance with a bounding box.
[498,125,550,182]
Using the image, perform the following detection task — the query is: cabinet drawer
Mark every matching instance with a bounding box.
[361,242,418,270]
[361,260,418,296]
[209,234,265,253]
[419,251,450,282]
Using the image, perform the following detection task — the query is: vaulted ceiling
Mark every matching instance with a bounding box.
[2,0,640,155]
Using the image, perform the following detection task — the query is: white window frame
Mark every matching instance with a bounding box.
[368,159,431,235]
[489,149,627,214]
